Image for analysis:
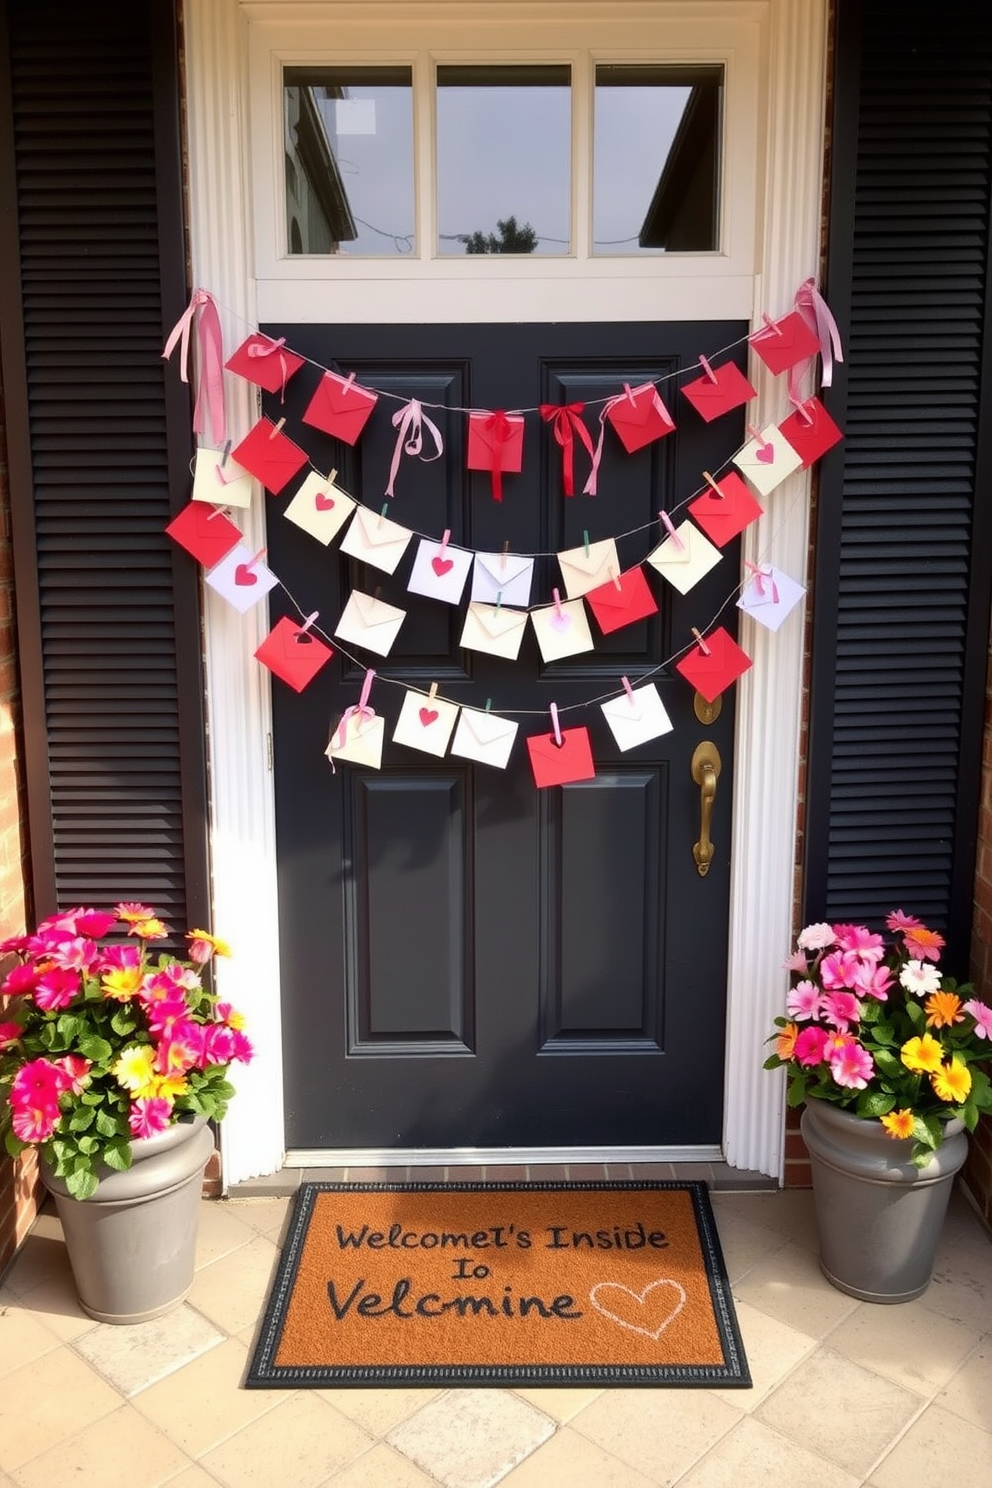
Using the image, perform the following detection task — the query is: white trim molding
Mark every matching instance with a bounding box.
[184,0,827,1184]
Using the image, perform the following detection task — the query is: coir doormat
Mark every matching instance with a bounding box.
[247,1181,750,1389]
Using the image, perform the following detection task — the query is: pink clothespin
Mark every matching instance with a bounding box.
[701,470,724,498]
[621,675,636,707]
[760,312,784,338]
[691,627,711,656]
[610,566,623,591]
[550,702,563,747]
[698,354,719,385]
[789,393,815,426]
[552,587,565,619]
[659,511,685,551]
[243,547,266,572]
[269,417,287,439]
[299,611,319,634]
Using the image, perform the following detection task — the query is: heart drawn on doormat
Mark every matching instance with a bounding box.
[247,1181,750,1389]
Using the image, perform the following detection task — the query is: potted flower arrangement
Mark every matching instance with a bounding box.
[765,910,992,1302]
[0,902,253,1322]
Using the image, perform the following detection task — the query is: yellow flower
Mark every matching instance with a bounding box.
[131,917,168,941]
[931,1058,972,1105]
[880,1109,915,1140]
[112,1045,157,1096]
[925,991,963,1029]
[149,1073,189,1102]
[776,1021,799,1059]
[900,1033,944,1074]
[101,965,143,1001]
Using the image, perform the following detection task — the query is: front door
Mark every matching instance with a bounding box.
[267,319,743,1152]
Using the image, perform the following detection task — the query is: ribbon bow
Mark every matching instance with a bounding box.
[791,277,844,402]
[329,669,376,754]
[481,410,515,503]
[161,289,225,447]
[385,398,444,499]
[745,560,780,605]
[246,335,291,403]
[539,403,595,498]
[584,383,645,496]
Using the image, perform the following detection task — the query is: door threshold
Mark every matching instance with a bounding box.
[284,1145,725,1168]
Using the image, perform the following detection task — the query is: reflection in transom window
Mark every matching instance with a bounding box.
[436,65,571,256]
[284,66,415,255]
[593,65,723,255]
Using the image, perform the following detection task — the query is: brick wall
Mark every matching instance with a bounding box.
[961,636,992,1229]
[0,375,40,1279]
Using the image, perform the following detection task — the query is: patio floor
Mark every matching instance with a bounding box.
[1,1178,991,1488]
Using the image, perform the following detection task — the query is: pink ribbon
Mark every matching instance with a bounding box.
[330,669,376,751]
[791,277,844,402]
[584,384,637,496]
[247,335,291,403]
[481,410,514,502]
[540,403,595,498]
[659,511,684,551]
[745,560,780,605]
[162,289,226,447]
[385,399,444,499]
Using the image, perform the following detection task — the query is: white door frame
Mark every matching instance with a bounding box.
[183,0,824,1184]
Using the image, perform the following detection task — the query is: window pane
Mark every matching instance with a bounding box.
[284,67,414,256]
[593,65,723,255]
[436,65,571,256]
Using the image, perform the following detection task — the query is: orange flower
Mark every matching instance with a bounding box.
[775,1021,799,1059]
[880,1109,915,1140]
[925,991,963,1029]
[903,925,945,962]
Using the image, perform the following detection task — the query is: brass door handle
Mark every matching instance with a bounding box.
[691,742,722,877]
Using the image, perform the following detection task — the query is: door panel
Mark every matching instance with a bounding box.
[266,322,743,1150]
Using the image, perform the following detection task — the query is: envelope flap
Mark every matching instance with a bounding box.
[602,695,644,724]
[353,507,410,547]
[653,525,697,565]
[352,591,400,626]
[470,603,527,638]
[609,385,658,427]
[588,577,632,608]
[475,552,532,587]
[560,539,616,576]
[462,709,516,746]
[325,372,376,408]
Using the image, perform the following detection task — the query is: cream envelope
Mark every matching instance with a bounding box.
[470,551,535,607]
[392,689,459,758]
[646,521,722,595]
[334,590,407,657]
[407,538,474,605]
[192,448,254,509]
[339,506,413,575]
[325,711,385,770]
[557,538,621,599]
[450,708,518,770]
[283,471,357,545]
[460,602,528,660]
[530,599,595,663]
[732,424,803,497]
[737,565,806,632]
[601,684,674,753]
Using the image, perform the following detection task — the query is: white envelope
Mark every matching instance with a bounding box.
[204,543,278,613]
[733,424,803,497]
[392,689,459,758]
[450,708,518,770]
[530,599,595,663]
[460,602,528,660]
[557,538,621,599]
[334,590,407,657]
[601,684,674,752]
[339,506,413,575]
[283,471,357,545]
[646,521,721,595]
[470,551,535,607]
[325,711,385,770]
[737,565,806,632]
[192,448,254,509]
[407,538,474,605]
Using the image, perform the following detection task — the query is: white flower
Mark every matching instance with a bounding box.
[899,959,941,997]
[797,922,836,951]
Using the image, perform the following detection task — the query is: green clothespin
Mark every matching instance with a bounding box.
[583,528,591,557]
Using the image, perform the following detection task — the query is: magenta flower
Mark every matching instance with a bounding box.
[786,979,822,1021]
[0,931,28,955]
[1,961,41,997]
[231,1031,254,1063]
[794,1026,830,1067]
[54,1055,91,1094]
[797,922,836,952]
[12,1057,66,1108]
[203,1023,237,1065]
[48,936,100,973]
[70,910,119,939]
[99,943,142,973]
[853,961,895,1002]
[963,999,992,1039]
[828,1038,874,1089]
[783,950,809,973]
[886,909,922,931]
[154,1025,204,1075]
[146,998,194,1037]
[0,1021,23,1049]
[833,924,885,961]
[819,949,862,990]
[128,1097,173,1139]
[11,1101,60,1143]
[34,967,81,1011]
[821,990,861,1032]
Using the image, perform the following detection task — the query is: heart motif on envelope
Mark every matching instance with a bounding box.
[432,556,454,576]
[550,611,572,632]
[419,708,438,727]
[756,442,775,464]
[589,1279,686,1340]
[314,490,335,511]
[234,564,257,586]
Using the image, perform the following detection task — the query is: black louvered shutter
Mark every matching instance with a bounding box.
[0,0,208,930]
[805,1,992,964]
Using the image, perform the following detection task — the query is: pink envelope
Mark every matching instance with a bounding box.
[302,371,378,445]
[232,418,309,495]
[225,334,305,395]
[750,311,821,376]
[681,362,756,423]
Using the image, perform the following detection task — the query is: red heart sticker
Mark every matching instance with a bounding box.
[432,556,454,577]
[756,441,775,464]
[419,708,439,726]
[234,564,258,586]
[314,490,335,511]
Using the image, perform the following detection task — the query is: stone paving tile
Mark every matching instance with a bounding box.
[867,1402,992,1488]
[568,1385,743,1485]
[386,1389,555,1488]
[199,1395,374,1488]
[72,1303,225,1397]
[676,1415,860,1488]
[9,1402,190,1488]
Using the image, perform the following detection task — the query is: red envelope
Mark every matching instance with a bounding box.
[527,727,596,788]
[254,616,333,693]
[467,411,525,502]
[225,334,305,395]
[688,472,763,548]
[585,565,659,635]
[779,397,843,467]
[605,383,675,453]
[302,371,378,445]
[166,501,241,567]
[232,418,309,495]
[750,310,820,376]
[675,626,752,703]
[681,361,756,423]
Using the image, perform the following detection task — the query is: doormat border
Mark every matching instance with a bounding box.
[246,1180,751,1389]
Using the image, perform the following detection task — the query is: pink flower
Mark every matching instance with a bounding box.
[11,1101,60,1143]
[145,998,194,1037]
[794,1026,830,1067]
[828,1038,875,1089]
[903,925,945,963]
[853,961,895,1002]
[47,936,100,973]
[231,1031,254,1063]
[53,1055,91,1094]
[0,1020,23,1049]
[11,1057,66,1108]
[99,943,142,972]
[33,967,81,1011]
[203,1023,237,1065]
[128,1097,173,1139]
[963,999,992,1039]
[142,966,200,1003]
[0,931,28,955]
[821,990,861,1032]
[886,909,923,931]
[797,923,836,952]
[783,950,809,973]
[786,980,822,1021]
[154,1026,204,1075]
[832,924,885,961]
[24,927,74,958]
[71,909,119,938]
[1,961,40,997]
[819,950,862,990]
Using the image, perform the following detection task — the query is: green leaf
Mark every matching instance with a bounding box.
[857,1089,897,1118]
[110,1009,137,1037]
[4,1127,26,1158]
[786,1073,808,1108]
[903,1000,925,1032]
[76,1133,100,1155]
[67,1106,96,1133]
[78,1036,113,1064]
[874,1050,904,1080]
[65,1167,99,1200]
[95,1108,120,1138]
[56,1013,87,1043]
[913,1114,941,1150]
[100,1135,132,1172]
